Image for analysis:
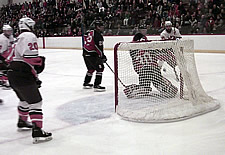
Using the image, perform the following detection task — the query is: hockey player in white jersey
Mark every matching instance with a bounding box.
[7,17,52,144]
[0,25,14,88]
[160,21,182,40]
[159,21,182,75]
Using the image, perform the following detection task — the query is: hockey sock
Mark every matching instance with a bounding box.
[18,106,29,121]
[84,72,93,84]
[18,101,30,121]
[29,101,43,128]
[94,72,102,86]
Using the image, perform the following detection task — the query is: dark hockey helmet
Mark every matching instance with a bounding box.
[133,32,147,41]
[95,20,104,27]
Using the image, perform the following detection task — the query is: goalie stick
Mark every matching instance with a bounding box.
[173,67,179,81]
[105,62,126,88]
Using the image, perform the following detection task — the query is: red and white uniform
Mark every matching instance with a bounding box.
[13,32,42,77]
[0,33,14,61]
[160,27,181,40]
[130,48,176,74]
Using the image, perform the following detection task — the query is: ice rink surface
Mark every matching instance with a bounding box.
[0,49,225,155]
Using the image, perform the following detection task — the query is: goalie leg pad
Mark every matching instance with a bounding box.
[123,84,152,98]
[162,83,178,98]
[123,84,139,98]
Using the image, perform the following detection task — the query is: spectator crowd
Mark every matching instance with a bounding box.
[0,0,224,37]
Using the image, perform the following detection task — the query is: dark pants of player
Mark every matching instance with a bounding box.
[7,61,43,128]
[83,56,104,86]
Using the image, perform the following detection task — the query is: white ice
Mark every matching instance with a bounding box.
[0,49,225,155]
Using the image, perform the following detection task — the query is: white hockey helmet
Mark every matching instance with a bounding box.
[18,17,35,31]
[3,24,13,37]
[165,21,172,27]
[3,25,12,31]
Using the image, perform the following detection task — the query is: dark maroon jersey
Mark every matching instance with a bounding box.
[83,30,104,57]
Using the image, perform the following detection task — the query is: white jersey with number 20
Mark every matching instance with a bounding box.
[13,32,39,61]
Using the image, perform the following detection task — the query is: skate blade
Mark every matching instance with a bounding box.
[17,128,32,132]
[33,136,53,144]
[94,88,106,92]
[2,87,11,90]
[83,86,93,89]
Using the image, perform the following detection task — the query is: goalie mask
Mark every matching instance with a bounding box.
[165,21,172,33]
[19,17,35,31]
[3,25,13,37]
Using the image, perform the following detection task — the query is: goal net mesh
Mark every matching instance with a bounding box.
[114,40,220,123]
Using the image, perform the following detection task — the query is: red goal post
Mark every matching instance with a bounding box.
[114,39,220,123]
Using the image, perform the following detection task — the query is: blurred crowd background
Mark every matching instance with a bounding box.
[0,0,224,37]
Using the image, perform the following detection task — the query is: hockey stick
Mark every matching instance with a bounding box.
[105,62,127,88]
[173,67,179,82]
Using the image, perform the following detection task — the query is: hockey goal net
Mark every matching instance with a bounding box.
[114,39,220,123]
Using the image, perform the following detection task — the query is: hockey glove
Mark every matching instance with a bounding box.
[102,55,107,63]
[36,78,42,88]
[34,56,46,74]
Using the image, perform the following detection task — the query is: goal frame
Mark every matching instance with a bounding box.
[114,39,220,122]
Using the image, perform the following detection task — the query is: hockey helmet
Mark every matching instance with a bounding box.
[95,20,104,27]
[165,21,172,27]
[3,25,12,31]
[2,24,13,37]
[133,32,147,41]
[18,17,35,31]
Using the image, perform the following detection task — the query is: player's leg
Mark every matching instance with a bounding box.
[83,56,94,88]
[83,71,94,88]
[94,57,105,92]
[17,100,33,130]
[151,68,178,97]
[7,69,52,143]
[161,77,178,98]
[7,72,33,130]
[123,84,140,98]
[0,64,10,89]
[17,84,52,143]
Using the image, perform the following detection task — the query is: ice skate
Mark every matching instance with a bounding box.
[94,85,106,92]
[0,99,3,105]
[32,123,52,144]
[83,83,93,89]
[17,118,33,131]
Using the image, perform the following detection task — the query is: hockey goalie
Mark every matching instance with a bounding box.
[123,33,178,98]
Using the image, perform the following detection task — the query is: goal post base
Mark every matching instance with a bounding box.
[116,98,220,123]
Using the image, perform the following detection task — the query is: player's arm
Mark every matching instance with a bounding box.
[160,32,166,40]
[175,28,182,39]
[94,32,107,63]
[94,32,104,57]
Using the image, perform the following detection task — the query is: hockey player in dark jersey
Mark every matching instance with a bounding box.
[82,20,107,92]
[7,17,52,143]
[124,32,178,98]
